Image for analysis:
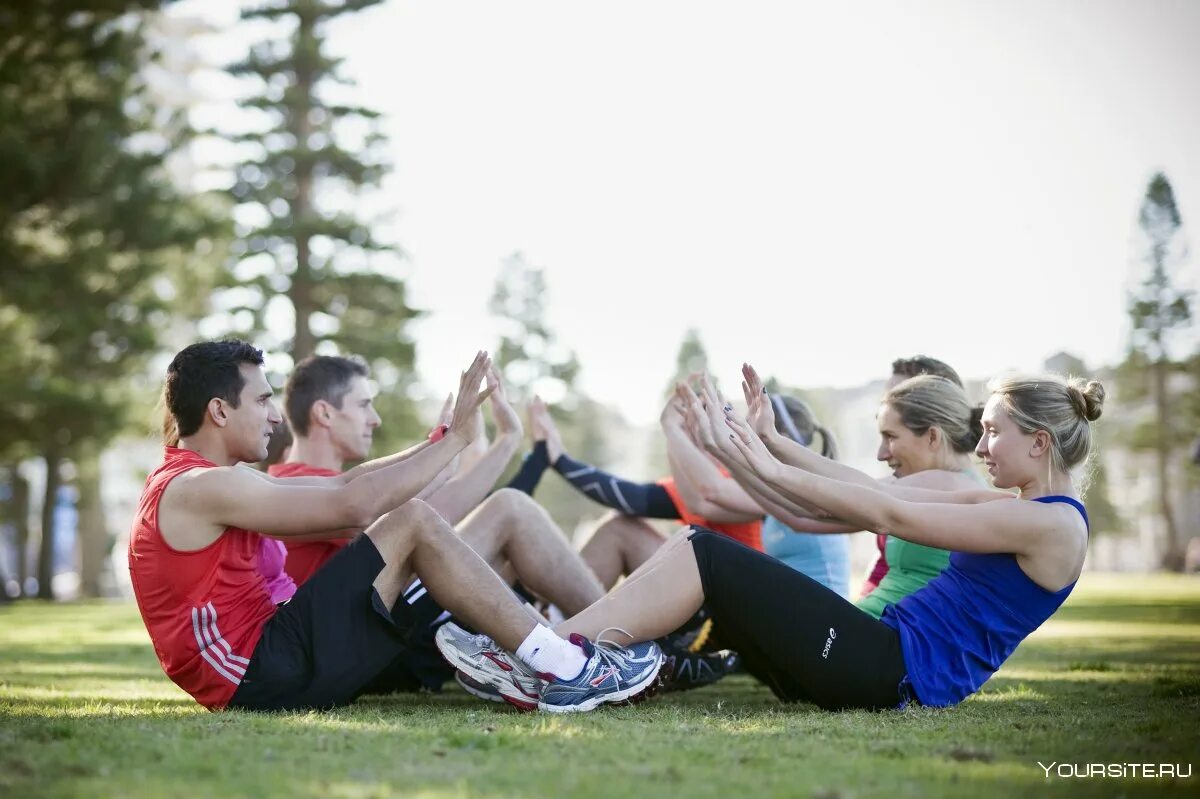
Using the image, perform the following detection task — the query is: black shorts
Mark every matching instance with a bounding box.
[689,529,911,711]
[228,535,451,711]
[356,581,454,697]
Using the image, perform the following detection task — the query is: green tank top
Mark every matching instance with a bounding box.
[856,537,951,619]
[855,468,984,620]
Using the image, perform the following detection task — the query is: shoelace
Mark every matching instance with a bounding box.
[589,626,643,681]
[595,625,637,649]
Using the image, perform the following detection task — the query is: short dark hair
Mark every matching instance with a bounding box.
[891,355,963,388]
[284,355,370,437]
[165,340,265,440]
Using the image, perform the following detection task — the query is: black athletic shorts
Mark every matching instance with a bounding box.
[689,528,913,711]
[228,534,452,711]
[356,581,454,697]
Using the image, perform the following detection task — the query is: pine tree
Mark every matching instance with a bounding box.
[489,252,581,406]
[1122,173,1193,569]
[488,254,617,535]
[221,0,422,452]
[0,1,228,597]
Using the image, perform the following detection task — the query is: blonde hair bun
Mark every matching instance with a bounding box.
[1068,378,1106,422]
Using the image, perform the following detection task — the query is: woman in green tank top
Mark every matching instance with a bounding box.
[855,374,986,619]
[718,364,987,619]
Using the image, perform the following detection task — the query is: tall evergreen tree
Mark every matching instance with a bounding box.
[222,0,422,450]
[666,328,709,395]
[488,254,619,535]
[0,1,228,597]
[489,252,581,406]
[1121,173,1193,569]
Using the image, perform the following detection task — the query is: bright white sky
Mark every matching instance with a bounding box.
[177,0,1200,424]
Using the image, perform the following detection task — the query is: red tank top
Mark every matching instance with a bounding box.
[657,476,763,551]
[266,462,348,587]
[128,448,277,710]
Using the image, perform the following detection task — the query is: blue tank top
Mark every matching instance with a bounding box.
[879,496,1088,707]
[761,515,851,598]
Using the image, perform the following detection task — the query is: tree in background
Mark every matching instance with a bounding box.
[220,0,422,452]
[666,328,709,393]
[489,252,581,407]
[488,253,623,536]
[1119,172,1194,569]
[0,1,228,597]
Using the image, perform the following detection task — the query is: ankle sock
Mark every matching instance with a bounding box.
[515,624,586,680]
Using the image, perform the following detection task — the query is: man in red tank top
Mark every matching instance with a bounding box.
[128,342,659,712]
[266,354,608,694]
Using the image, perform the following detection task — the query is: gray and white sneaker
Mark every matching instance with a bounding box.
[435,622,541,711]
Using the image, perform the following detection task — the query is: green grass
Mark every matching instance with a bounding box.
[2,574,1198,798]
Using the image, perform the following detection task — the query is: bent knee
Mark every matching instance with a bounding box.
[485,486,540,518]
[371,499,444,539]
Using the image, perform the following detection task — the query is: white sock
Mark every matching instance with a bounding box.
[515,624,587,680]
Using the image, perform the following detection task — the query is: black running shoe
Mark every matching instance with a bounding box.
[659,641,740,693]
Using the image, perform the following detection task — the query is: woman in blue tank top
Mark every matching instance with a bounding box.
[547,366,1103,712]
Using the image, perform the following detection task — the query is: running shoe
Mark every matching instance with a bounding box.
[434,622,541,711]
[538,634,663,714]
[659,644,740,693]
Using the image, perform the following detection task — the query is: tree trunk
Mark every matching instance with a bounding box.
[76,450,109,598]
[11,465,30,596]
[289,7,317,361]
[1153,357,1182,570]
[36,448,62,599]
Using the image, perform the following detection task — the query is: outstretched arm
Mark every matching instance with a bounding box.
[676,380,837,522]
[525,397,680,518]
[661,396,761,523]
[164,353,495,548]
[738,365,1010,505]
[427,366,523,524]
[723,410,1037,555]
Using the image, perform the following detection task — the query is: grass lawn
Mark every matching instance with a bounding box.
[1,573,1198,798]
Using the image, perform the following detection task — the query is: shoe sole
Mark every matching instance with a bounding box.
[436,629,540,711]
[454,672,505,703]
[537,652,664,714]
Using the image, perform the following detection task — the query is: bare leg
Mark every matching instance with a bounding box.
[554,526,704,645]
[579,512,668,590]
[367,499,542,651]
[456,488,605,616]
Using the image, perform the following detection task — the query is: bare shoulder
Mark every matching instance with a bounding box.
[158,466,243,551]
[1017,498,1090,589]
[167,464,248,505]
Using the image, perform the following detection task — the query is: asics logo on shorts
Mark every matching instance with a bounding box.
[821,627,837,660]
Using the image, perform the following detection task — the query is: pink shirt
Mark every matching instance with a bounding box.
[257,536,296,605]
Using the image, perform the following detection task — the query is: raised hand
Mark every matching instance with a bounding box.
[659,393,686,430]
[724,405,783,482]
[486,365,522,438]
[696,373,742,462]
[674,382,715,453]
[435,392,454,429]
[447,351,495,443]
[529,396,565,464]
[741,363,777,440]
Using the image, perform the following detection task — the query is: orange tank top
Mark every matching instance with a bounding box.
[128,448,277,710]
[267,461,348,586]
[657,475,763,551]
